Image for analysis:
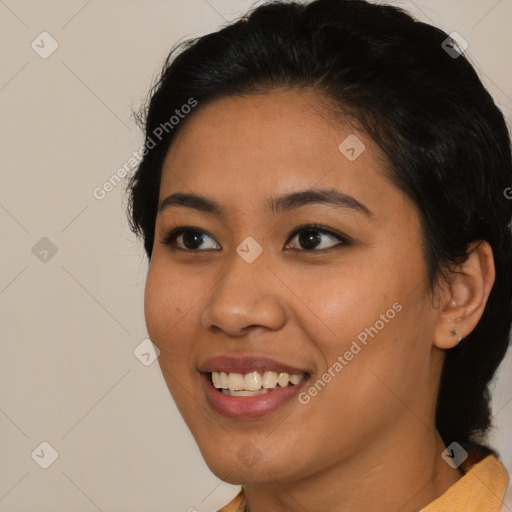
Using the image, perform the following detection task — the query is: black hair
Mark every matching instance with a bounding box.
[127,0,512,449]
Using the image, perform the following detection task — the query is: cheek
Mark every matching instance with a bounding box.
[288,246,431,396]
[143,263,200,412]
[144,262,190,356]
[284,255,402,344]
[309,278,434,429]
[143,265,166,344]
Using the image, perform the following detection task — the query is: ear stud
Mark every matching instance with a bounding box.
[451,329,463,343]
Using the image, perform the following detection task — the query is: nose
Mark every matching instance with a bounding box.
[200,251,287,337]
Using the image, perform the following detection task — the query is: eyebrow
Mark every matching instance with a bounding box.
[158,188,372,217]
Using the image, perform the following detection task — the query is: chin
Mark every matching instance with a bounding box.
[200,454,256,484]
[198,441,305,486]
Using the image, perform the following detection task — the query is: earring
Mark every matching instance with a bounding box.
[451,329,463,343]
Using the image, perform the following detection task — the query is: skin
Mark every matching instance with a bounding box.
[144,89,495,512]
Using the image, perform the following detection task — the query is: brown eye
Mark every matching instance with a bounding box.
[286,225,347,251]
[161,227,221,251]
[181,229,206,249]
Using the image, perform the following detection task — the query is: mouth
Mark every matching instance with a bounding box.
[199,355,311,418]
[200,368,310,419]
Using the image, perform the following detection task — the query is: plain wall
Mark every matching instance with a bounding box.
[1,0,511,510]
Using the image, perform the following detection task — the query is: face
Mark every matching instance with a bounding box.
[144,89,443,484]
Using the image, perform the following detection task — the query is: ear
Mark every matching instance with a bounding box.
[433,241,495,349]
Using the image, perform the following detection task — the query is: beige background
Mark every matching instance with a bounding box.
[1,0,511,510]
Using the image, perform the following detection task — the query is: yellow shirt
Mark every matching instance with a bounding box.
[217,452,509,512]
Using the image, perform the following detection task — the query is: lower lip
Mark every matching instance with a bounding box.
[201,373,309,419]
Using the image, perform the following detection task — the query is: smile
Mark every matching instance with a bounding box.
[199,356,311,418]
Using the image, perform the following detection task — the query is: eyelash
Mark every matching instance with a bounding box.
[159,224,350,253]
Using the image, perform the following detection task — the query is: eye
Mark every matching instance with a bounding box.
[160,227,221,251]
[160,224,348,252]
[285,224,348,251]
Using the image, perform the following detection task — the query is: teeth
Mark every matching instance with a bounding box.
[229,373,244,391]
[219,372,229,388]
[290,374,303,385]
[211,370,305,392]
[277,372,290,387]
[211,372,222,388]
[262,371,278,388]
[221,389,270,396]
[244,371,262,391]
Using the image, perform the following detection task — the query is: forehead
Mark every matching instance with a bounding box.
[157,89,413,227]
[162,91,379,184]
[164,89,338,163]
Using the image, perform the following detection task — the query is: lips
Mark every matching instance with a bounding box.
[199,355,310,375]
[199,355,311,419]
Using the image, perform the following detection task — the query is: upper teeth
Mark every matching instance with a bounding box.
[211,371,305,391]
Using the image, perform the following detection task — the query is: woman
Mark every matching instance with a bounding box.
[127,0,512,510]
